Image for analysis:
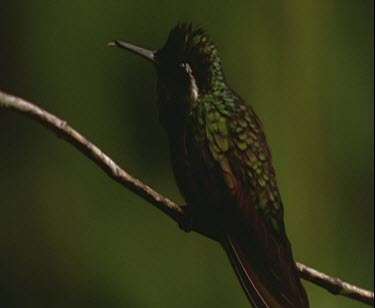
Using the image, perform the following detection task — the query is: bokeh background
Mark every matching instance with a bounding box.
[0,1,373,307]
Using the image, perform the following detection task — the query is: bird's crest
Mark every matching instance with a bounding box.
[156,22,223,91]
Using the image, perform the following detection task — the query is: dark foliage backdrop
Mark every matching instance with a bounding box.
[0,1,373,307]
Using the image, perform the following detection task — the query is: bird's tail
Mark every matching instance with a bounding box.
[221,233,309,308]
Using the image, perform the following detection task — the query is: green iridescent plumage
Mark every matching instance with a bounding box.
[189,90,285,234]
[113,22,309,308]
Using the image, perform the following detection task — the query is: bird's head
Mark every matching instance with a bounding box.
[111,23,225,126]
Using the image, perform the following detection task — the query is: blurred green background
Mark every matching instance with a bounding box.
[0,1,373,307]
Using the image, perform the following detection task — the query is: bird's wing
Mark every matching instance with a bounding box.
[191,96,309,307]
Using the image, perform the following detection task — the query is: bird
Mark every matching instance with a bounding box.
[111,23,309,307]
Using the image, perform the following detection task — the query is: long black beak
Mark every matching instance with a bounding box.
[109,40,155,63]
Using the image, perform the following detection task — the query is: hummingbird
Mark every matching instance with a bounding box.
[111,23,309,307]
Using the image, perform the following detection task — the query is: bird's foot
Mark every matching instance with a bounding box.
[178,205,194,233]
[178,205,221,242]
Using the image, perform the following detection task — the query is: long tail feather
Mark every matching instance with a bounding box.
[222,233,309,308]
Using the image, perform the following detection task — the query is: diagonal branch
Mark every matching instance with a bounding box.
[297,263,374,306]
[0,90,373,306]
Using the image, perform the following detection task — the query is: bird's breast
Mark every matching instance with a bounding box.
[167,123,232,219]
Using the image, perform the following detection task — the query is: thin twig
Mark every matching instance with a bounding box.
[0,90,373,306]
[297,263,374,306]
[0,90,184,225]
